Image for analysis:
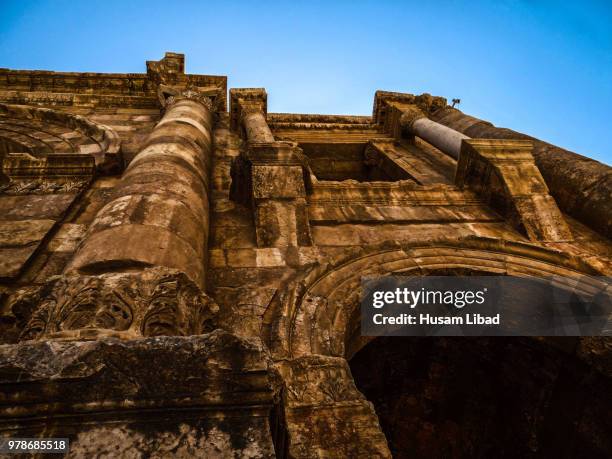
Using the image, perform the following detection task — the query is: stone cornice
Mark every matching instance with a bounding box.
[0,52,228,111]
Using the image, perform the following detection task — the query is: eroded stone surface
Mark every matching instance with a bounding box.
[0,331,280,458]
[0,56,609,458]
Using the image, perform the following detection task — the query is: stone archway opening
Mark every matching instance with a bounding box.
[346,269,611,459]
[264,239,610,458]
[349,335,611,459]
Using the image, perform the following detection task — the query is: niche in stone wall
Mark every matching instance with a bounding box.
[298,140,415,182]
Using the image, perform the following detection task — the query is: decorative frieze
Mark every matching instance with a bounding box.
[19,267,219,341]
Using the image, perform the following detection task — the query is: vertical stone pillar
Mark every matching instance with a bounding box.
[229,88,271,140]
[392,102,469,160]
[230,88,312,247]
[277,355,392,458]
[21,89,220,341]
[242,110,275,143]
[68,90,214,287]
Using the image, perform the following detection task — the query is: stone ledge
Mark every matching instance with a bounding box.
[0,331,281,457]
[0,330,280,419]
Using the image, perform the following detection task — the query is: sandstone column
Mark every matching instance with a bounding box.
[242,109,275,143]
[21,88,220,341]
[398,104,468,159]
[429,106,612,238]
[229,88,312,247]
[67,90,214,288]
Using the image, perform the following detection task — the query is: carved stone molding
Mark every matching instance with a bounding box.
[156,85,221,113]
[1,157,91,195]
[1,153,94,195]
[0,178,90,195]
[165,90,215,111]
[399,104,426,130]
[20,267,219,341]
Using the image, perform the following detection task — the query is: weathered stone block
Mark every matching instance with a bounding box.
[0,219,55,278]
[0,331,281,458]
[252,165,305,199]
[277,355,391,458]
[457,139,573,241]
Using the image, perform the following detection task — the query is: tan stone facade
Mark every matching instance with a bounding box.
[0,53,610,457]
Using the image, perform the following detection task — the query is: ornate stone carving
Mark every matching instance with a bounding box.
[1,152,95,195]
[0,284,46,344]
[279,355,364,405]
[157,84,219,112]
[20,267,219,341]
[0,178,90,195]
[165,90,215,111]
[398,104,426,130]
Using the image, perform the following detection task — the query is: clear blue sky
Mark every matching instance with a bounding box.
[1,0,610,164]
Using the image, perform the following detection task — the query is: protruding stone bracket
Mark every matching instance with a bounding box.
[146,52,186,86]
[456,139,573,241]
[19,267,219,342]
[230,141,313,247]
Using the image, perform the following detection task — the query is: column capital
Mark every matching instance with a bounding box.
[157,84,221,111]
[230,88,268,132]
[373,90,446,126]
[398,104,427,130]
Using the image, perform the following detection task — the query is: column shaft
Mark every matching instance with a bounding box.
[409,117,469,159]
[67,96,213,289]
[243,111,275,143]
[399,107,469,159]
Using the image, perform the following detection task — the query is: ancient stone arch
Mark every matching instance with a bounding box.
[0,102,120,164]
[264,236,610,458]
[264,236,605,360]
